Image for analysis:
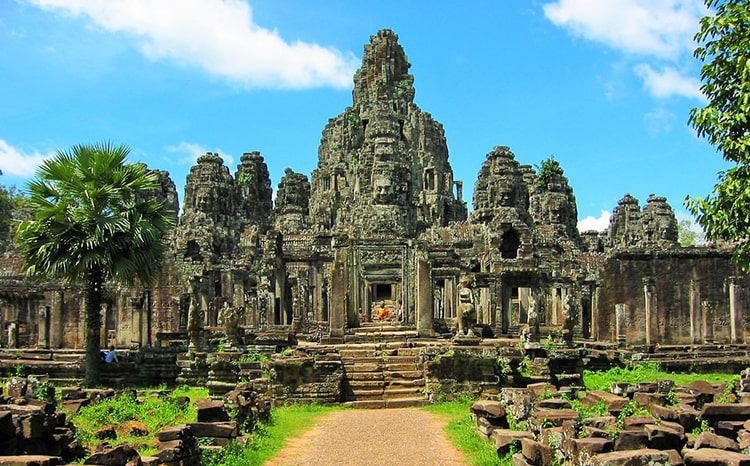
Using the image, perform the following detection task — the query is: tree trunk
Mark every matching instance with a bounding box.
[84,269,104,387]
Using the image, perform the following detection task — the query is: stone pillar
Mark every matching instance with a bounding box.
[643,277,655,345]
[329,248,348,339]
[455,181,463,202]
[38,305,49,349]
[187,279,202,350]
[591,285,600,340]
[416,254,433,337]
[729,277,742,343]
[702,300,715,344]
[690,279,701,344]
[615,303,626,347]
[50,291,64,349]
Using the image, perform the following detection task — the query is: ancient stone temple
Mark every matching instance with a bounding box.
[0,29,748,351]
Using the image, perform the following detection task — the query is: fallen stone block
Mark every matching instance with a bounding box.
[682,447,750,466]
[694,431,740,452]
[590,448,670,466]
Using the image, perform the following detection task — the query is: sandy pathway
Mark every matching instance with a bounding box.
[264,408,468,466]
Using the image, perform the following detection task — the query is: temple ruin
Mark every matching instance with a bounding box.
[0,29,747,353]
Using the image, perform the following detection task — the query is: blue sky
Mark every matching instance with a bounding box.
[0,0,728,231]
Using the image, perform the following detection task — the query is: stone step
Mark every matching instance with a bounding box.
[343,363,383,372]
[384,362,421,372]
[384,370,423,380]
[346,372,384,381]
[338,349,381,358]
[347,380,385,390]
[385,378,425,388]
[384,387,423,398]
[385,397,428,408]
[346,400,386,409]
[342,357,383,365]
[383,356,420,364]
[351,388,385,399]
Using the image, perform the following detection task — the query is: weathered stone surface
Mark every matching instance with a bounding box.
[683,448,750,466]
[563,437,613,460]
[83,443,142,466]
[613,429,649,451]
[195,400,228,423]
[590,448,671,466]
[694,431,740,451]
[491,429,534,456]
[0,456,62,466]
[583,391,629,413]
[701,403,750,422]
[519,438,554,466]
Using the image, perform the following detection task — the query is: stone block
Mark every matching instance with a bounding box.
[470,399,505,421]
[491,429,534,457]
[701,403,750,423]
[157,425,191,442]
[563,437,613,459]
[520,438,554,466]
[83,443,141,465]
[682,448,750,466]
[0,456,63,466]
[694,431,740,451]
[528,408,579,430]
[19,414,45,440]
[613,429,649,451]
[583,415,617,429]
[185,422,238,439]
[644,423,684,451]
[582,391,629,414]
[717,420,746,437]
[195,400,228,423]
[651,403,700,431]
[632,391,663,408]
[590,449,670,466]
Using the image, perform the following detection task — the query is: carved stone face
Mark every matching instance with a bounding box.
[374,174,396,205]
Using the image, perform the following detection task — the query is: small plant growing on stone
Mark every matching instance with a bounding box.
[691,418,711,436]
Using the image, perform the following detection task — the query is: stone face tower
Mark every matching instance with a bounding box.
[309,29,467,237]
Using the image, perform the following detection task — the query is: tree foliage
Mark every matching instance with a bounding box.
[16,142,176,385]
[0,172,28,255]
[687,0,750,270]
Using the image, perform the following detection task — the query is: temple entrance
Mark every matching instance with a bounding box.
[369,283,399,321]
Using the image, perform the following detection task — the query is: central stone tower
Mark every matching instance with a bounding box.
[309,29,467,237]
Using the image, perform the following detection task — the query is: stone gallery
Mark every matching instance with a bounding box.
[0,29,747,351]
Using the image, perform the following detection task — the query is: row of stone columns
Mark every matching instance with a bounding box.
[614,276,744,345]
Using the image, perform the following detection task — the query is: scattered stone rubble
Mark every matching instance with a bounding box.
[472,372,750,465]
[0,376,271,466]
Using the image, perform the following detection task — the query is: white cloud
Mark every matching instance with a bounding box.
[26,0,358,89]
[0,139,54,177]
[166,142,234,167]
[644,107,676,134]
[543,0,705,60]
[633,63,704,100]
[578,210,611,232]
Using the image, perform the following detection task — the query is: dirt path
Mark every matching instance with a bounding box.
[264,408,468,466]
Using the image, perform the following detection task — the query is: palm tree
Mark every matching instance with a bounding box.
[16,142,176,386]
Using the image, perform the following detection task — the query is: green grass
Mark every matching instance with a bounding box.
[422,401,499,466]
[208,404,346,466]
[69,385,208,459]
[583,362,738,391]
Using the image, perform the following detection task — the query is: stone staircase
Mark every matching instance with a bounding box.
[342,321,419,344]
[625,343,750,373]
[339,344,427,408]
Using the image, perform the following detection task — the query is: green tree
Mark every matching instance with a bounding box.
[687,0,750,269]
[678,219,704,246]
[16,143,175,386]
[0,171,28,254]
